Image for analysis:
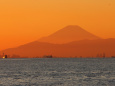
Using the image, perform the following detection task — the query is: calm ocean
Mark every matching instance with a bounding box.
[0,58,115,86]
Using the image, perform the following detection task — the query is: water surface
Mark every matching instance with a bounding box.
[0,58,115,86]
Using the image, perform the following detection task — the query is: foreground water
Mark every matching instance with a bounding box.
[0,58,115,86]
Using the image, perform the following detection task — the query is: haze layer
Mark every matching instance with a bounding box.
[1,26,115,58]
[0,0,115,50]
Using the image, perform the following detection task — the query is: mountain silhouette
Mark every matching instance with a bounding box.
[1,25,114,58]
[1,38,115,58]
[38,25,101,44]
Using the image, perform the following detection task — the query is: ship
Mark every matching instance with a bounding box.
[43,55,53,58]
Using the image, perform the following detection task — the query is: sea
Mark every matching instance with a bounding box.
[0,58,115,86]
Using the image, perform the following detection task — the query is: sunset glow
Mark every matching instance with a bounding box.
[0,0,115,51]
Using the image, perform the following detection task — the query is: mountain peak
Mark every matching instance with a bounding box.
[58,25,84,32]
[38,25,101,44]
[63,25,83,29]
[64,25,81,28]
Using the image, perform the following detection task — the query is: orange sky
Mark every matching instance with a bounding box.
[0,0,115,50]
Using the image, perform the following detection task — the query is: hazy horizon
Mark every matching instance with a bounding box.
[1,25,115,58]
[0,25,115,51]
[0,0,115,50]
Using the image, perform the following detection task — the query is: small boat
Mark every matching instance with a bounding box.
[43,55,53,58]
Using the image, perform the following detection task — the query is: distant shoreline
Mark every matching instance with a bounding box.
[0,57,115,59]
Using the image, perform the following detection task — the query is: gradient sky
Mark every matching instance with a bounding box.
[0,0,115,50]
